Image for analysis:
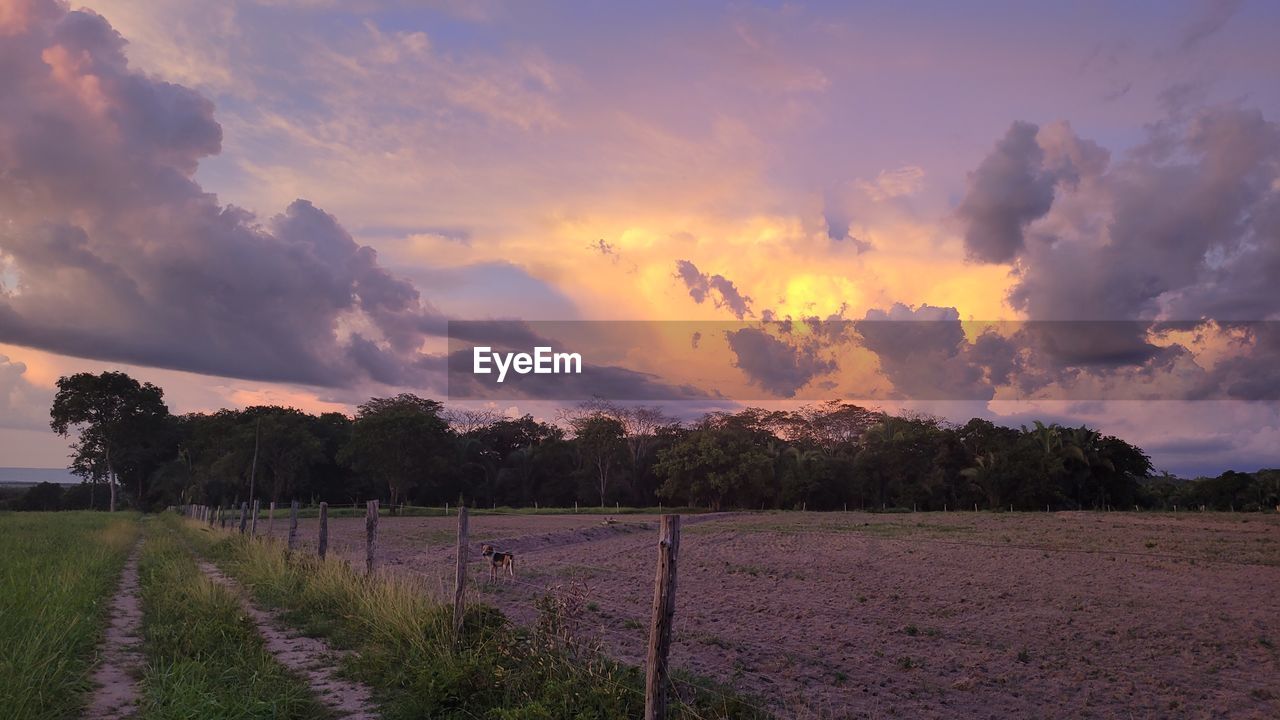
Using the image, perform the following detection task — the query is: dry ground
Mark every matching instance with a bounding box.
[262,510,1280,719]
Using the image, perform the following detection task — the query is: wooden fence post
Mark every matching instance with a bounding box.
[365,500,379,575]
[267,501,277,538]
[318,502,329,559]
[645,514,681,720]
[287,500,300,551]
[453,506,469,642]
[250,499,260,536]
[238,502,248,534]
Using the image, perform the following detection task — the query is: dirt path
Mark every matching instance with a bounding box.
[195,560,380,720]
[85,543,144,720]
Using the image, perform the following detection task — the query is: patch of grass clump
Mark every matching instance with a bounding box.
[0,511,139,720]
[137,516,326,719]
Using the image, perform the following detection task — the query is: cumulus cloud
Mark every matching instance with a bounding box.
[955,122,1069,263]
[724,326,835,398]
[673,260,753,319]
[0,0,444,387]
[963,108,1278,326]
[0,354,49,430]
[952,105,1280,396]
[856,304,997,401]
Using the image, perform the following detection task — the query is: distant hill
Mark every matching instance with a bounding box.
[0,467,79,485]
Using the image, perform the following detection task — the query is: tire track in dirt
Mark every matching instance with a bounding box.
[85,542,144,720]
[195,560,380,720]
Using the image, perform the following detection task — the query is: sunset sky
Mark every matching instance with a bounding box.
[2,0,1280,476]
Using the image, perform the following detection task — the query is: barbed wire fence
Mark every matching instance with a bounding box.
[177,501,789,719]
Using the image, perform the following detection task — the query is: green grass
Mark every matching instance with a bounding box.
[184,518,768,719]
[0,511,140,720]
[137,516,329,719]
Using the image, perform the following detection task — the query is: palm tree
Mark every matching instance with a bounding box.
[962,452,1003,509]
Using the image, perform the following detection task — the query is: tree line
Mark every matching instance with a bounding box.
[7,371,1277,513]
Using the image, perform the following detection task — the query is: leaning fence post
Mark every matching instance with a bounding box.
[238,502,248,534]
[318,502,329,559]
[287,500,300,551]
[645,514,681,720]
[365,500,379,575]
[453,506,469,642]
[250,499,260,536]
[267,501,277,538]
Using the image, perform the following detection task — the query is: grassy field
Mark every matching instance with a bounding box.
[0,511,139,720]
[136,516,327,719]
[184,518,765,719]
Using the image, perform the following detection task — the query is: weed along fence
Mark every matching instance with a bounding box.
[174,502,737,719]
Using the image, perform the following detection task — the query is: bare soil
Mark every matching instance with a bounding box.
[264,510,1280,719]
[197,560,380,720]
[85,543,144,720]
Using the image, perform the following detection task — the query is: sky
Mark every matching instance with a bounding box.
[2,0,1279,476]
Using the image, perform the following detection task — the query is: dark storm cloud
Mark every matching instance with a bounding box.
[961,108,1278,327]
[445,319,552,351]
[674,260,710,303]
[952,104,1280,394]
[724,327,836,398]
[444,347,714,401]
[955,122,1061,263]
[967,330,1020,386]
[1201,324,1280,401]
[1142,435,1237,456]
[822,187,851,242]
[822,189,873,253]
[855,305,997,401]
[0,1,444,387]
[673,260,754,319]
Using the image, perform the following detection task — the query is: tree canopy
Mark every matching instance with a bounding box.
[24,370,1279,515]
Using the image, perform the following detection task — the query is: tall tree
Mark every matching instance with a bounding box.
[50,371,172,511]
[570,414,628,506]
[653,426,773,510]
[340,394,452,509]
